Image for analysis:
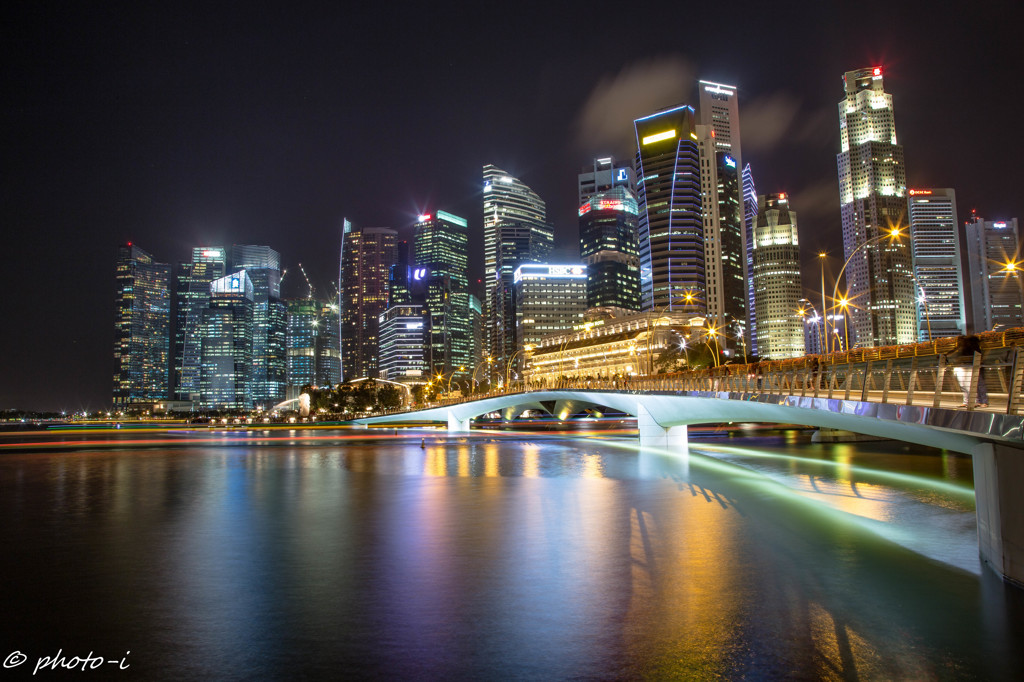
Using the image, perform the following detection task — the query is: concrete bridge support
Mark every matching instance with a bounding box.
[447,411,471,433]
[636,402,688,452]
[972,442,1024,586]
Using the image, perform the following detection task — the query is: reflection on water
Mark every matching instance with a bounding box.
[1,431,1022,679]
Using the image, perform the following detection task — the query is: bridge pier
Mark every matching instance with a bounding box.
[636,403,688,452]
[972,442,1024,586]
[447,411,471,433]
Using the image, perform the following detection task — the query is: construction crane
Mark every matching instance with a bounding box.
[298,263,314,299]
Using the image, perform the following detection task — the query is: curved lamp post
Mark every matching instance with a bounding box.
[830,225,905,351]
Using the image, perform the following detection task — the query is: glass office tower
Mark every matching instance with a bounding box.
[578,187,641,311]
[114,243,171,408]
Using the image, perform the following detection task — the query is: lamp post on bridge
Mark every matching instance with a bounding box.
[830,225,905,351]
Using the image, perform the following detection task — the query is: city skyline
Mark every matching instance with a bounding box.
[3,3,1023,410]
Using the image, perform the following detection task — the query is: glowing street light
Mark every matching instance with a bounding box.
[830,225,905,351]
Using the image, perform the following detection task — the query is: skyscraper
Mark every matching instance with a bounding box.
[414,210,471,378]
[742,163,759,355]
[964,214,1023,332]
[231,245,286,406]
[377,304,429,383]
[113,243,171,409]
[752,194,805,359]
[578,187,641,311]
[578,156,635,204]
[339,219,398,381]
[907,189,966,339]
[633,105,704,313]
[286,298,317,394]
[200,270,254,409]
[482,165,553,368]
[698,80,747,344]
[174,246,226,401]
[837,66,915,347]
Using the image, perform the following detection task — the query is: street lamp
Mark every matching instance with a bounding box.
[447,366,466,393]
[472,357,493,392]
[505,346,532,389]
[837,296,851,351]
[707,326,721,367]
[798,298,825,352]
[830,225,904,350]
[818,251,829,345]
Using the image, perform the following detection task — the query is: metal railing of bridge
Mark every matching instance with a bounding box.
[368,329,1024,418]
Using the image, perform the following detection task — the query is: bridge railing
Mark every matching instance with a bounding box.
[366,329,1024,418]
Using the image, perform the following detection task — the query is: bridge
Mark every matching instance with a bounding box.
[355,330,1024,585]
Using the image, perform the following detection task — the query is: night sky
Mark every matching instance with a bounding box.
[3,2,1022,411]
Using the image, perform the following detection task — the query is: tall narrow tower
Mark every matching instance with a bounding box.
[837,67,915,347]
[964,214,1023,332]
[753,194,805,359]
[114,243,171,409]
[742,163,759,355]
[633,105,704,313]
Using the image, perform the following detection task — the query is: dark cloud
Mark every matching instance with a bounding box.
[741,93,802,154]
[576,56,697,157]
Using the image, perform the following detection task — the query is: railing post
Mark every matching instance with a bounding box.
[933,354,947,408]
[844,361,854,400]
[966,351,983,410]
[828,363,837,399]
[860,360,873,402]
[1007,347,1023,415]
[881,359,893,403]
[906,355,918,406]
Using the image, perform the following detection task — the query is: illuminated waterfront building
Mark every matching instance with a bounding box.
[633,105,704,313]
[113,243,171,408]
[513,264,589,363]
[752,194,805,359]
[578,156,635,204]
[964,214,1023,332]
[523,311,704,385]
[231,244,286,405]
[837,66,915,347]
[414,210,471,378]
[199,270,254,409]
[906,189,966,339]
[578,187,641,310]
[482,165,553,368]
[285,298,340,393]
[339,219,398,381]
[174,246,226,402]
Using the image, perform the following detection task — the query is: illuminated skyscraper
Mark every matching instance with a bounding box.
[113,243,171,408]
[200,270,254,409]
[752,194,804,359]
[414,210,471,378]
[633,105,704,313]
[742,163,759,355]
[906,189,966,339]
[837,66,915,347]
[378,304,429,383]
[339,219,397,380]
[578,187,641,310]
[696,80,746,346]
[231,245,286,405]
[174,246,226,401]
[482,165,553,368]
[964,214,1023,332]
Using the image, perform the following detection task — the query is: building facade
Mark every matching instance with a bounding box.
[578,187,642,311]
[414,210,471,378]
[906,189,966,340]
[174,246,226,402]
[964,214,1023,332]
[199,270,254,409]
[742,163,758,355]
[231,245,286,405]
[753,194,805,359]
[114,243,172,408]
[482,165,553,369]
[512,264,589,365]
[377,304,429,383]
[339,219,398,381]
[633,105,704,313]
[578,156,635,204]
[836,66,916,347]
